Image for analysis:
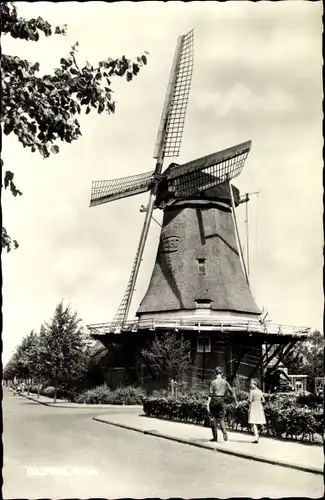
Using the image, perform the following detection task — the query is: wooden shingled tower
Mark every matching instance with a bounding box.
[88,31,309,391]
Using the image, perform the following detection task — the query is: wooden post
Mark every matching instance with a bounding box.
[202,338,206,382]
[53,379,57,404]
[245,194,250,276]
[228,334,233,382]
[229,183,250,285]
[260,343,265,392]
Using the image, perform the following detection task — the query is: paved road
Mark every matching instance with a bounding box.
[3,391,323,498]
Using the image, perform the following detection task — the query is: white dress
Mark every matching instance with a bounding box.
[248,388,266,425]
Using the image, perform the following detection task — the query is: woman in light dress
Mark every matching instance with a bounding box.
[248,378,266,443]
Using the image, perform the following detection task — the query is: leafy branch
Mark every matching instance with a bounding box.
[1,1,148,250]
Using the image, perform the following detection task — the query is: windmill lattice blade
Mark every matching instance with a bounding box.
[111,237,142,328]
[155,30,194,159]
[90,171,154,207]
[167,141,251,197]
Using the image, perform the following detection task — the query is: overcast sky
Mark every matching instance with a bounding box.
[2,1,323,364]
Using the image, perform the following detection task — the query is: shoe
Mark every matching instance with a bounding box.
[223,432,228,441]
[252,440,259,444]
[210,438,218,442]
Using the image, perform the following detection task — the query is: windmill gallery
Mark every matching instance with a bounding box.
[87,30,309,392]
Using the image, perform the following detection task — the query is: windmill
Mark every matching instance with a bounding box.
[90,29,253,327]
[88,30,310,390]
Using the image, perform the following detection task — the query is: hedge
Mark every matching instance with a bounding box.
[27,384,67,399]
[26,383,145,404]
[143,395,324,443]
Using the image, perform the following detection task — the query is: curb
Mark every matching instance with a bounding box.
[24,395,51,406]
[93,417,323,476]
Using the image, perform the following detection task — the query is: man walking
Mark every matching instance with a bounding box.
[207,366,238,442]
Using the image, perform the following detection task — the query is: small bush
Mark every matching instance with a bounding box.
[75,385,112,404]
[75,385,145,405]
[178,387,207,402]
[297,393,323,408]
[108,386,146,405]
[28,385,39,394]
[57,386,79,402]
[234,389,249,402]
[42,386,56,397]
[264,392,297,406]
[151,388,170,398]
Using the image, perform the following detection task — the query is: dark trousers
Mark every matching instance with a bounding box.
[210,397,227,438]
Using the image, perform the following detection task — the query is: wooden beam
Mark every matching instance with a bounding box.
[272,341,296,371]
[263,343,287,371]
[249,343,283,382]
[229,343,250,383]
[261,344,274,365]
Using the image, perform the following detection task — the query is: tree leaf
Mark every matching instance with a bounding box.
[51,145,59,154]
[39,145,49,158]
[4,170,14,188]
[3,119,14,135]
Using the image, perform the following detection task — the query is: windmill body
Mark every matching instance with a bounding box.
[88,31,309,392]
[137,182,261,327]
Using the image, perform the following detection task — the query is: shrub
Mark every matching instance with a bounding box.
[28,385,39,394]
[151,388,170,398]
[75,385,112,404]
[313,408,324,436]
[42,386,56,397]
[297,393,323,408]
[264,392,297,406]
[234,390,249,402]
[75,385,145,404]
[57,386,79,402]
[178,387,207,402]
[108,386,146,405]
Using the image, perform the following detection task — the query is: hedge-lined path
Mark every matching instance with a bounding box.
[94,413,324,475]
[6,388,143,409]
[4,390,323,498]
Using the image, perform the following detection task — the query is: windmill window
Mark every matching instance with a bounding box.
[197,258,206,275]
[197,336,211,353]
[195,299,211,309]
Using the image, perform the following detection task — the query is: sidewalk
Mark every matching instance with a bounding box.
[93,412,324,475]
[7,389,142,410]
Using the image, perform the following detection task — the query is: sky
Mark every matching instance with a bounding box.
[2,1,323,364]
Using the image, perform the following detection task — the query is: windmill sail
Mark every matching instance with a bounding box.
[111,238,143,328]
[90,171,154,207]
[112,29,195,326]
[154,29,194,159]
[166,141,251,197]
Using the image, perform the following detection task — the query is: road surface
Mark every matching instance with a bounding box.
[3,390,323,498]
